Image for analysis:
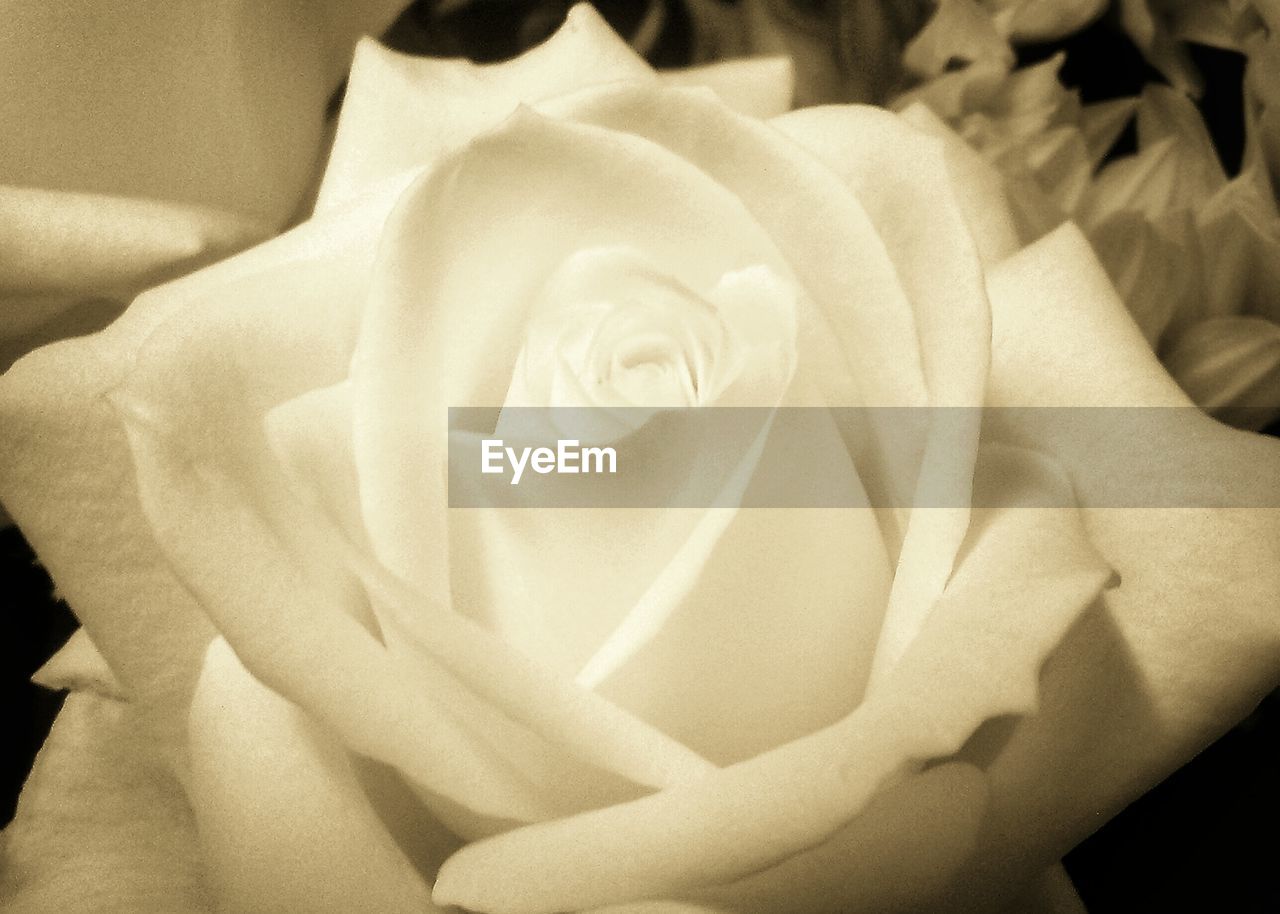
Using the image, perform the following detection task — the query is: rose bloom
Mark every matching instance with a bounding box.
[0,0,407,368]
[3,6,1280,914]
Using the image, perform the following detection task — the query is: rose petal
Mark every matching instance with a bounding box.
[187,638,439,914]
[31,628,124,700]
[894,102,1024,265]
[447,408,894,766]
[936,222,1280,910]
[590,499,893,763]
[772,105,992,413]
[265,382,371,553]
[358,563,716,792]
[583,765,989,914]
[443,453,719,677]
[1,693,211,913]
[459,240,865,738]
[985,223,1194,412]
[116,417,576,828]
[432,443,1111,913]
[500,248,796,411]
[659,57,794,119]
[316,4,656,210]
[110,176,428,635]
[773,105,992,689]
[0,179,411,746]
[689,762,988,913]
[0,321,216,743]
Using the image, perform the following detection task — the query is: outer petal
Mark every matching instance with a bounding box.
[893,102,1023,266]
[187,639,439,914]
[0,179,408,745]
[771,106,991,414]
[936,223,1280,911]
[0,320,215,747]
[659,57,794,119]
[688,763,989,914]
[0,693,211,913]
[316,4,656,209]
[586,765,990,914]
[124,386,725,842]
[31,629,123,700]
[265,382,371,554]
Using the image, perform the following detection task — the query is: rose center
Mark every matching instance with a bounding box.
[500,244,797,426]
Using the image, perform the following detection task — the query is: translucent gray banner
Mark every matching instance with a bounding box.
[447,407,1280,508]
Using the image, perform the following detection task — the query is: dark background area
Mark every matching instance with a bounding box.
[3,2,1279,911]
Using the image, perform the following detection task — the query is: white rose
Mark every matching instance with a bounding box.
[3,6,1279,914]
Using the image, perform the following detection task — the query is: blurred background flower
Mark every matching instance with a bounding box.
[1240,2,1280,192]
[890,0,1280,430]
